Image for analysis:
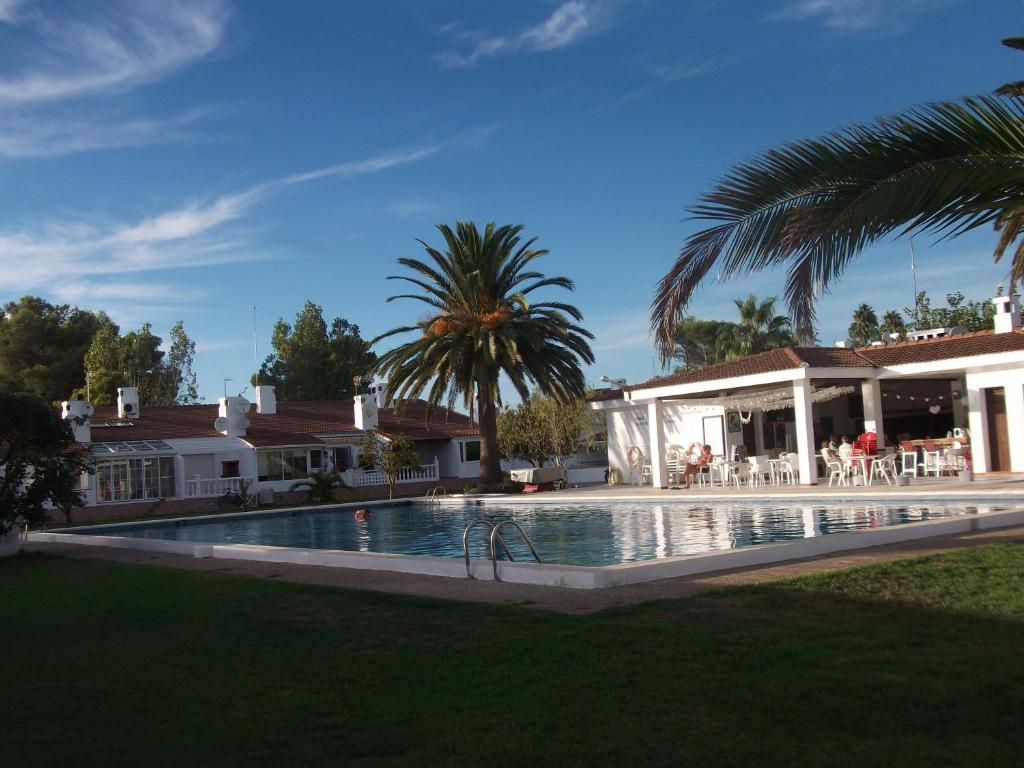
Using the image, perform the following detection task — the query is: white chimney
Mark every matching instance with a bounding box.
[255,385,277,415]
[117,386,139,419]
[61,399,93,443]
[834,340,852,348]
[354,393,379,431]
[371,380,390,409]
[992,295,1022,333]
[216,396,250,437]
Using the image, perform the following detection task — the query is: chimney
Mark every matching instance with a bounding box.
[834,340,852,349]
[992,294,1022,333]
[117,386,139,419]
[354,393,379,431]
[372,380,390,409]
[255,385,277,415]
[61,398,93,443]
[215,396,250,437]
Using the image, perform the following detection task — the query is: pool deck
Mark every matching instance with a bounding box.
[24,517,1024,614]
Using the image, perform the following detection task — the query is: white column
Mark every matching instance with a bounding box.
[966,379,989,473]
[753,410,765,455]
[792,380,817,485]
[1006,382,1024,472]
[861,379,884,439]
[648,399,668,488]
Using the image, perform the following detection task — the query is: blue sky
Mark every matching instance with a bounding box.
[0,0,1020,402]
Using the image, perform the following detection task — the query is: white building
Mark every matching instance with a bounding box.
[595,297,1024,487]
[62,384,482,507]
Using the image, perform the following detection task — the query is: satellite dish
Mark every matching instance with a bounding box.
[84,403,95,417]
[214,416,230,432]
[123,402,135,414]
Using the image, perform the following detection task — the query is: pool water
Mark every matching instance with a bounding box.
[76,499,1014,567]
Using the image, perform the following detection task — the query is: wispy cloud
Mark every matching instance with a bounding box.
[0,1,231,158]
[770,0,952,33]
[0,141,443,303]
[435,0,618,69]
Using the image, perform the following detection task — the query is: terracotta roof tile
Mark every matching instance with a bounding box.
[627,330,1024,393]
[88,399,478,446]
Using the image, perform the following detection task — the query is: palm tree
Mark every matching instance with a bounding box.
[289,469,352,504]
[848,304,880,346]
[650,37,1024,358]
[880,309,907,340]
[374,222,595,485]
[715,295,795,361]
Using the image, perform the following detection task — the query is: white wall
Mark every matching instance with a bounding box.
[604,404,728,481]
[965,365,1024,472]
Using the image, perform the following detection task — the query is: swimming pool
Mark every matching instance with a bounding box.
[68,497,1019,568]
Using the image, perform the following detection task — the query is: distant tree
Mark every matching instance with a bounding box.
[497,392,596,468]
[903,291,996,332]
[357,431,419,499]
[671,317,734,370]
[257,302,376,400]
[879,310,907,341]
[78,321,166,406]
[159,321,199,405]
[671,295,794,369]
[848,304,880,346]
[289,469,352,504]
[0,296,110,403]
[0,393,91,533]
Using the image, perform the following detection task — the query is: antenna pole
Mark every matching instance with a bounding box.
[252,304,259,387]
[910,238,919,327]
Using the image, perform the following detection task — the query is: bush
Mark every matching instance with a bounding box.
[463,479,525,495]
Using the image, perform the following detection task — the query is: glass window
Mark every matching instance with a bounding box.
[332,446,351,471]
[257,451,282,482]
[284,450,308,480]
[95,456,175,502]
[309,450,322,471]
[221,460,240,478]
[462,441,481,462]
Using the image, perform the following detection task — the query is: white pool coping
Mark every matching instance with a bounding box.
[29,497,1024,590]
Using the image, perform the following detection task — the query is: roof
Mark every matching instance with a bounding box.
[87,399,479,447]
[628,330,1024,393]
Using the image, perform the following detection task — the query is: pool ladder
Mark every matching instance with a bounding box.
[462,518,541,581]
[423,486,447,505]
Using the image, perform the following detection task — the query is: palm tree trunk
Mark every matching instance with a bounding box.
[476,381,502,485]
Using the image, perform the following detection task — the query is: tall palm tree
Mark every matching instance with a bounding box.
[715,295,795,361]
[651,37,1024,358]
[848,303,880,347]
[373,222,595,485]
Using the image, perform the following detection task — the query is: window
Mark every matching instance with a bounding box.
[460,440,481,463]
[331,446,351,471]
[257,449,313,481]
[309,450,323,471]
[95,456,175,503]
[221,460,240,478]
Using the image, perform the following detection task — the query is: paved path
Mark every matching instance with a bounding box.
[24,524,1024,614]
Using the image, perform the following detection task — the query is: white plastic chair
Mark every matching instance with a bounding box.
[825,458,848,486]
[731,462,753,488]
[899,441,918,477]
[775,454,796,485]
[870,454,897,485]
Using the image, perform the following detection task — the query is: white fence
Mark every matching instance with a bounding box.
[343,460,439,488]
[185,476,254,498]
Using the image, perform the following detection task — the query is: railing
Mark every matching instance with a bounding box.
[185,476,254,498]
[343,459,439,488]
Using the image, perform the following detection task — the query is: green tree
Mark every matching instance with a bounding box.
[650,37,1024,357]
[0,393,92,533]
[79,321,165,406]
[716,295,796,361]
[258,303,376,401]
[671,317,734,369]
[357,431,420,500]
[289,469,352,504]
[497,392,596,468]
[879,310,907,341]
[0,296,109,403]
[848,304,880,346]
[903,291,997,332]
[373,222,595,485]
[163,321,199,405]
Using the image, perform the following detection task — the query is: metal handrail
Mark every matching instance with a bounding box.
[462,519,514,579]
[423,485,447,504]
[489,520,541,582]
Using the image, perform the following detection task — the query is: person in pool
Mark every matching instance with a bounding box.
[354,507,370,521]
[682,443,714,489]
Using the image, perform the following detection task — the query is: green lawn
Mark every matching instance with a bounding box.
[3,544,1023,767]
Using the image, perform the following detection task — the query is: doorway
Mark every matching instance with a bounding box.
[985,387,1010,471]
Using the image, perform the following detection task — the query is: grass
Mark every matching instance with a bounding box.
[2,544,1023,767]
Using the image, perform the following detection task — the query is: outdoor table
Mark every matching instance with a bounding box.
[846,456,872,486]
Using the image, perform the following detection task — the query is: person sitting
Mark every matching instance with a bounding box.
[820,440,838,462]
[838,436,853,461]
[828,434,839,451]
[683,443,714,489]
